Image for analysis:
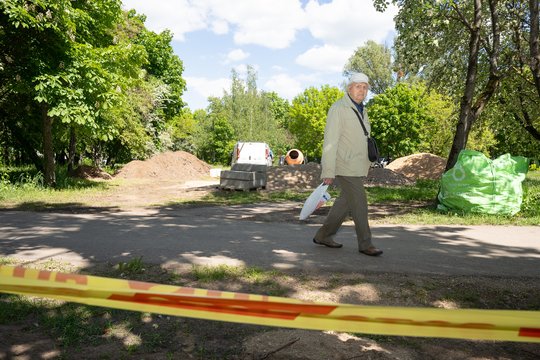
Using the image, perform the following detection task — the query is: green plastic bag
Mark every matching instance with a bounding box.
[437,150,529,215]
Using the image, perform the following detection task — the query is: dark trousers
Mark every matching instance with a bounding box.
[314,176,373,251]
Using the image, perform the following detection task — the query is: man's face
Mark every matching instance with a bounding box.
[348,82,369,103]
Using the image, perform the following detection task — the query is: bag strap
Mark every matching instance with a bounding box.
[351,107,369,137]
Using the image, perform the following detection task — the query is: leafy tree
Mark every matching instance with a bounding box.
[168,109,197,152]
[369,82,434,158]
[484,88,540,159]
[193,111,235,164]
[419,86,457,157]
[344,40,394,94]
[288,85,343,161]
[375,0,540,167]
[493,1,540,147]
[1,0,126,185]
[263,92,290,128]
[1,2,187,183]
[130,20,186,120]
[197,67,292,164]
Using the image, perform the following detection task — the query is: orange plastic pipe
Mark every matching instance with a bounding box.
[285,149,304,165]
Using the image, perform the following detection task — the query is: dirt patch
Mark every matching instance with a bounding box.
[386,153,447,181]
[115,151,211,181]
[365,167,415,187]
[70,165,112,180]
[266,163,322,191]
[266,163,414,192]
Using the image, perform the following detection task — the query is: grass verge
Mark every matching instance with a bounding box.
[1,258,539,358]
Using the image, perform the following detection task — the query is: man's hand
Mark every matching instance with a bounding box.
[323,178,334,185]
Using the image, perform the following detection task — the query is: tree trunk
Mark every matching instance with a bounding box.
[41,105,56,187]
[446,0,501,171]
[530,0,540,95]
[445,0,483,171]
[527,0,540,141]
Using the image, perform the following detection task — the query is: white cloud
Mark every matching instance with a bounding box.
[185,76,231,101]
[263,74,303,100]
[225,49,250,63]
[207,0,307,49]
[124,0,307,48]
[295,44,352,73]
[211,19,229,35]
[122,0,209,40]
[305,0,397,48]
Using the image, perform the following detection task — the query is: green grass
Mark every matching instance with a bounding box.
[40,303,105,347]
[366,179,440,202]
[0,165,110,209]
[190,264,281,284]
[116,256,146,276]
[178,189,306,206]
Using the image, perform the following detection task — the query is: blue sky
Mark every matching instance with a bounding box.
[121,0,398,111]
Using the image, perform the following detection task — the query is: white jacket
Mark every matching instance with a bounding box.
[320,95,372,179]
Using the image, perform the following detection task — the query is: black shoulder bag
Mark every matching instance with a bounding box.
[352,108,379,162]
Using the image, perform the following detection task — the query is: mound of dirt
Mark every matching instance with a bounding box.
[266,162,322,191]
[386,153,447,181]
[266,163,414,191]
[70,165,113,180]
[115,151,211,181]
[365,167,415,186]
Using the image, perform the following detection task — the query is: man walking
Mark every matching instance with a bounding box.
[313,72,383,257]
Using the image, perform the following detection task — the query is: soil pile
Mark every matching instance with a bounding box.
[387,152,447,181]
[365,167,414,186]
[70,165,113,180]
[115,151,211,181]
[266,162,322,191]
[266,163,414,191]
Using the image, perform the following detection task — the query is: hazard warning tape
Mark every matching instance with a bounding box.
[1,265,539,343]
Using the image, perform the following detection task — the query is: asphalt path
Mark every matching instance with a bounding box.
[1,204,539,277]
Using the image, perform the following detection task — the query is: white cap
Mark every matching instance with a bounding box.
[348,72,369,85]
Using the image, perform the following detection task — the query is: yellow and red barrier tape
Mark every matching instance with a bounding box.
[1,265,539,343]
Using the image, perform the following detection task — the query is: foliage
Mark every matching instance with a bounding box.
[344,40,394,94]
[368,82,450,158]
[373,0,540,164]
[194,115,236,165]
[0,167,44,195]
[0,1,187,182]
[130,24,186,120]
[288,85,343,161]
[167,109,197,152]
[466,122,497,157]
[485,73,540,159]
[419,86,457,157]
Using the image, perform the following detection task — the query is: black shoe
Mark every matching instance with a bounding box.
[313,238,343,248]
[359,246,383,256]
